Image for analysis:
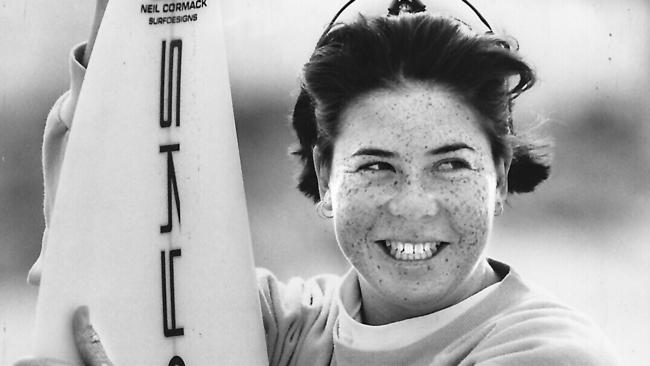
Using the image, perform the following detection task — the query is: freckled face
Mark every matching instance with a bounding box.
[327,83,503,312]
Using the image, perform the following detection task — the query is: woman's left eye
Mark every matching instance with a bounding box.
[434,159,472,172]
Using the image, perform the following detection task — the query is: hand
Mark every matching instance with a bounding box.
[83,0,110,68]
[14,306,114,366]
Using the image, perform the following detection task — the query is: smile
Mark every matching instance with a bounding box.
[379,240,450,261]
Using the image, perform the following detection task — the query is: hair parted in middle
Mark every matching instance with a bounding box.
[291,13,552,203]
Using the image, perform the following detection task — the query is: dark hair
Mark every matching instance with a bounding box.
[291,13,551,202]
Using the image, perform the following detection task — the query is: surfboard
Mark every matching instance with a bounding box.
[32,0,268,365]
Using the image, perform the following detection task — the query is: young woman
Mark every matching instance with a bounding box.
[19,1,617,365]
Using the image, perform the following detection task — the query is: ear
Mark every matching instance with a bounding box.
[312,146,331,200]
[495,154,511,202]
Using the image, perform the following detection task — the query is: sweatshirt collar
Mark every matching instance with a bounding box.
[335,264,501,351]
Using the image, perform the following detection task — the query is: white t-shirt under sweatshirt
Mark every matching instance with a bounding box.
[29,44,618,366]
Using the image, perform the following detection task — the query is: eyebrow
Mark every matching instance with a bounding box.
[427,143,475,155]
[351,143,475,158]
[351,148,396,158]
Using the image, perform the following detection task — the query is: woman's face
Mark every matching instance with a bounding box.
[321,82,507,318]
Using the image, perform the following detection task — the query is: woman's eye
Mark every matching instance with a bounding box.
[434,159,472,172]
[358,162,395,172]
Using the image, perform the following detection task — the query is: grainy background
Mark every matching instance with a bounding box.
[1,0,649,365]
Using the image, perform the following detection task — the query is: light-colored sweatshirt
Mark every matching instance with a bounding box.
[258,261,617,366]
[30,44,618,366]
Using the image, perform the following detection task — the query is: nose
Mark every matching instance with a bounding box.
[387,179,441,220]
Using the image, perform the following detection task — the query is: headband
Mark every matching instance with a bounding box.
[319,0,496,43]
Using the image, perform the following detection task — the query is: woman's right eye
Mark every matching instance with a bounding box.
[358,162,395,172]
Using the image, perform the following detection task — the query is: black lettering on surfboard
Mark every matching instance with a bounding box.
[161,249,184,337]
[141,4,160,13]
[168,356,186,366]
[160,39,182,128]
[149,14,199,25]
[163,0,207,12]
[160,144,181,233]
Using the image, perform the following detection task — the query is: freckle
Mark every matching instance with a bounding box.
[427,265,431,270]
[445,258,448,262]
[377,265,381,270]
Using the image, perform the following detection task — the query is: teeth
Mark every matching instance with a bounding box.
[383,240,446,261]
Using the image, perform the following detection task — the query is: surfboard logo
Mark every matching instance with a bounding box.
[159,38,186,365]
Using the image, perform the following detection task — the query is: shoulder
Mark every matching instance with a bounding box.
[474,264,618,365]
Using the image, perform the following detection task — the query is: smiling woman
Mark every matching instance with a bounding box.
[280,8,616,365]
[18,1,620,366]
[292,11,542,327]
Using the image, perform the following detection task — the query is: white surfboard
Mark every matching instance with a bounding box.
[32,0,268,365]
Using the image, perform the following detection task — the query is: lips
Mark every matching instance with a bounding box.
[377,240,450,261]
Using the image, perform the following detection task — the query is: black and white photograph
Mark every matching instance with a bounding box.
[1,0,648,365]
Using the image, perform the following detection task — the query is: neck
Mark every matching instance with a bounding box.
[359,259,499,326]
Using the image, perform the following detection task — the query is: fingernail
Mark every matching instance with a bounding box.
[74,305,90,330]
[79,306,89,324]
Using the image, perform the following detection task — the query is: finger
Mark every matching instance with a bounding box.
[14,358,71,366]
[72,306,114,366]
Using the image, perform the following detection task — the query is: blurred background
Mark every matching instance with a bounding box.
[1,0,648,364]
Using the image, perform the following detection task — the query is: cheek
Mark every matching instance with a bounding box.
[444,173,495,243]
[331,176,394,254]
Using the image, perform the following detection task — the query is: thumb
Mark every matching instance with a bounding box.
[72,306,114,366]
